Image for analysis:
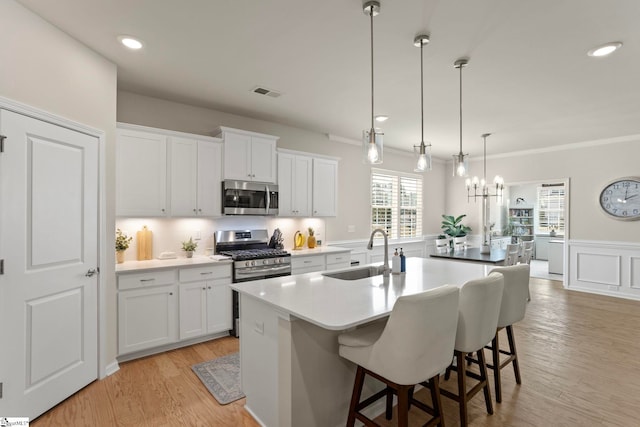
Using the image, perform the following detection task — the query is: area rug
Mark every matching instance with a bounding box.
[192,352,244,405]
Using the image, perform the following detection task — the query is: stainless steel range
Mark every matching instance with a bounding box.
[215,229,291,336]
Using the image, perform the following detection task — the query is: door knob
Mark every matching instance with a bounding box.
[85,268,98,277]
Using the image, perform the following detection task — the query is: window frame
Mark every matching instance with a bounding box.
[370,168,423,239]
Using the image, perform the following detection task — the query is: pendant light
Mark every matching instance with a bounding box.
[362,1,383,165]
[413,34,432,172]
[452,58,469,177]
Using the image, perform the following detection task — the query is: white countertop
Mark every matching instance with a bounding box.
[288,246,351,257]
[115,256,232,273]
[231,257,490,331]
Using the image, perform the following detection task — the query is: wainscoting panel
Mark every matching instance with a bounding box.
[568,240,640,300]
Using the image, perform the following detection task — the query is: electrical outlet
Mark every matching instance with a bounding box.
[194,230,201,240]
[348,225,356,233]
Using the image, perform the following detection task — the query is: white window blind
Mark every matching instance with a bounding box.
[371,170,422,239]
[536,184,565,234]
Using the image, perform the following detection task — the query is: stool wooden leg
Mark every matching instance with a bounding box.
[430,375,445,427]
[385,386,393,420]
[456,351,468,427]
[477,349,494,415]
[347,366,365,427]
[506,325,521,384]
[397,385,411,427]
[492,332,502,403]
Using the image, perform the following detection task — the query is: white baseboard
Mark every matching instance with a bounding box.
[103,360,120,378]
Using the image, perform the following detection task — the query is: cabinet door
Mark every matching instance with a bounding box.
[207,279,232,333]
[277,153,295,215]
[179,281,207,340]
[169,137,198,216]
[116,129,167,216]
[293,155,312,216]
[250,136,277,183]
[312,158,338,217]
[223,132,251,180]
[197,141,222,216]
[118,284,177,355]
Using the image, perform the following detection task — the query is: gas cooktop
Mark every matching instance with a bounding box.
[218,248,290,261]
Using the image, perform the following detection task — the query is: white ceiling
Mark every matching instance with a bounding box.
[17,0,640,158]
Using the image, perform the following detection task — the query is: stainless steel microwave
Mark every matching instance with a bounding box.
[222,180,279,215]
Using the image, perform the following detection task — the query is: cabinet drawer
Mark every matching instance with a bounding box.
[179,264,231,283]
[326,252,350,266]
[118,269,177,290]
[291,255,324,270]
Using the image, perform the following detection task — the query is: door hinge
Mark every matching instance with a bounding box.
[0,135,6,153]
[0,259,4,275]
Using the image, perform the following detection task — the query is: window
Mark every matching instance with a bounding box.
[371,169,422,239]
[536,183,565,234]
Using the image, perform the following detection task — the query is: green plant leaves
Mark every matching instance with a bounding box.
[441,214,472,237]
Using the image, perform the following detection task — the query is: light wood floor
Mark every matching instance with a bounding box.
[33,278,640,426]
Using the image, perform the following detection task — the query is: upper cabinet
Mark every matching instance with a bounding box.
[277,149,338,218]
[216,126,278,183]
[169,137,222,217]
[116,127,168,217]
[278,152,312,216]
[312,158,338,217]
[116,123,222,217]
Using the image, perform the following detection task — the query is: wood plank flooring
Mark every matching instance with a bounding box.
[33,278,640,426]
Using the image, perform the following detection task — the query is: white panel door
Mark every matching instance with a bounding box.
[207,280,232,333]
[250,136,276,183]
[277,153,294,215]
[197,141,222,216]
[293,155,312,216]
[179,281,207,340]
[169,137,198,216]
[312,158,338,217]
[0,109,98,419]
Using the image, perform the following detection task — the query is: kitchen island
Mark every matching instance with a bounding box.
[231,257,490,427]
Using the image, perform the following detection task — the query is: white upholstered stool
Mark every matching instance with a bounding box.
[339,285,460,427]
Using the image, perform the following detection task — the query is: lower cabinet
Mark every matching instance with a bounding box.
[118,284,178,355]
[290,251,351,275]
[117,263,231,357]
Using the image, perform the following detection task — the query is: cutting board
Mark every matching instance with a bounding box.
[136,225,153,260]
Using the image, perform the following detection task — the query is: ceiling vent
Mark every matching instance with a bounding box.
[251,86,282,98]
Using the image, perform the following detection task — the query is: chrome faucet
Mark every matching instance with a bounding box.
[367,228,390,277]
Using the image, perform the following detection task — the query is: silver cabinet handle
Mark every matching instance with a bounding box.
[140,278,155,282]
[193,208,197,212]
[85,268,98,277]
[200,272,213,275]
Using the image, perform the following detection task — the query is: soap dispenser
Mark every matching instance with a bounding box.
[399,248,406,273]
[392,248,401,274]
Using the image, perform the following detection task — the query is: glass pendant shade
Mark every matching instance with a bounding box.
[414,142,431,172]
[453,152,468,177]
[363,128,383,164]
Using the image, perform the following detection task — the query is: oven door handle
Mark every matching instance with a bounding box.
[236,265,291,276]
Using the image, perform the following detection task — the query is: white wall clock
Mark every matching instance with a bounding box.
[599,176,640,220]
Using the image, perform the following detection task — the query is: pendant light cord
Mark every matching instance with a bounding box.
[483,134,487,184]
[370,6,375,133]
[420,41,424,146]
[459,63,463,155]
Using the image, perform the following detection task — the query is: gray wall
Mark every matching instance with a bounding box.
[1,0,118,368]
[117,90,447,241]
[445,138,640,242]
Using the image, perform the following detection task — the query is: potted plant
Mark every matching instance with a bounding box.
[307,227,316,249]
[115,228,132,264]
[440,214,472,238]
[182,237,198,258]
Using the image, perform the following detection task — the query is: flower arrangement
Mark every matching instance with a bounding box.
[181,237,198,252]
[115,229,132,252]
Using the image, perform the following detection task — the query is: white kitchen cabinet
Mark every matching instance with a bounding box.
[291,254,325,275]
[312,158,338,217]
[178,265,232,340]
[535,236,550,260]
[118,284,178,355]
[326,252,350,270]
[278,152,312,216]
[170,137,222,216]
[217,127,278,183]
[116,127,168,216]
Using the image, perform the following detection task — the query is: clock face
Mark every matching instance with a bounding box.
[599,177,640,220]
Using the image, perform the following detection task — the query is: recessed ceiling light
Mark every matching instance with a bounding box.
[118,35,143,50]
[375,115,389,122]
[587,42,622,57]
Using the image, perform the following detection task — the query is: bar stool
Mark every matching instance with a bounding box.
[441,273,504,427]
[338,286,460,427]
[486,264,530,403]
[505,244,519,266]
[521,241,534,264]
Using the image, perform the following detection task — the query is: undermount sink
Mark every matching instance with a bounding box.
[322,266,384,281]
